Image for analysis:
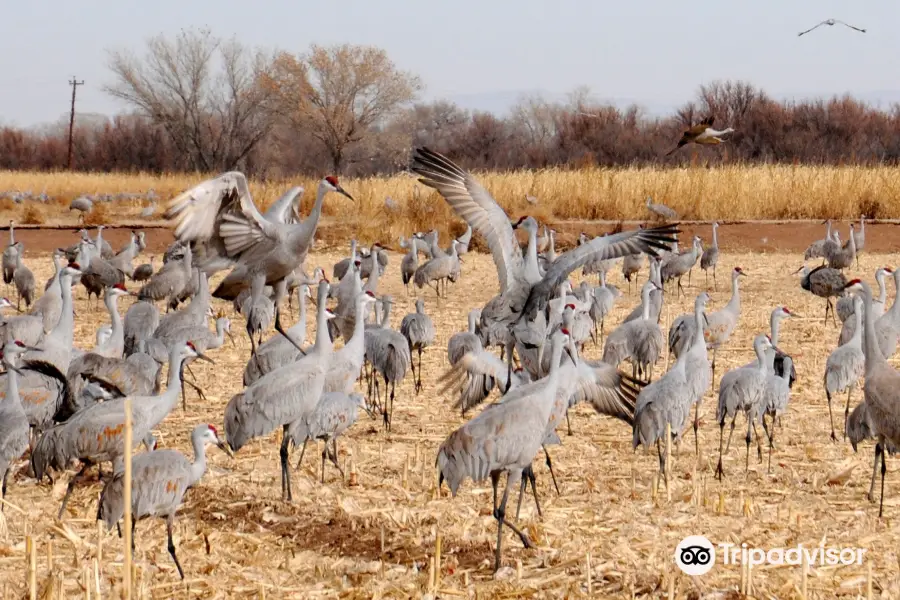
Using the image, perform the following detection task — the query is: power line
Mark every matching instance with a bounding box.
[67,76,85,170]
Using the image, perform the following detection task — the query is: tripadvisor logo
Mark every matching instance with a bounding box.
[675,536,868,575]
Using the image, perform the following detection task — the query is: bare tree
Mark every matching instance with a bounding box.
[265,44,422,172]
[104,28,276,172]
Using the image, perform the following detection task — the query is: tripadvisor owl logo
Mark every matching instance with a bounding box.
[675,535,715,575]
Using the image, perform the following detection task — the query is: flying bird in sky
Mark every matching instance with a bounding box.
[666,116,735,156]
[798,19,866,37]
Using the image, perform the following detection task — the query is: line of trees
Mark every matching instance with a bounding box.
[2,28,900,177]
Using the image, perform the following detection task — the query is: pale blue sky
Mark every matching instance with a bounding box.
[0,0,895,126]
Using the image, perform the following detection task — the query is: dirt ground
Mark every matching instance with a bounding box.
[1,225,900,598]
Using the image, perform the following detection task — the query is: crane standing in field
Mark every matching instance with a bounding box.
[645,197,677,221]
[825,295,866,441]
[164,172,353,358]
[31,341,211,519]
[0,340,37,503]
[700,221,720,289]
[97,423,232,580]
[797,264,847,325]
[289,391,367,482]
[400,298,436,394]
[602,281,664,382]
[12,249,34,310]
[436,330,574,572]
[2,221,18,290]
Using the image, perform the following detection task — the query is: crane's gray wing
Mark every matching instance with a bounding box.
[411,148,523,295]
[569,360,641,426]
[437,349,508,397]
[263,186,304,224]
[165,172,249,243]
[520,224,679,322]
[834,20,865,32]
[797,21,826,36]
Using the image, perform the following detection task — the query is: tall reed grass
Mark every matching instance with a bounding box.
[0,164,894,244]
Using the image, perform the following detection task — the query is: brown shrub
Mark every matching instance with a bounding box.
[84,202,110,226]
[22,204,45,224]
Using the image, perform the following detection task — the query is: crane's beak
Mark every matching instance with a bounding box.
[6,364,25,376]
[337,185,354,201]
[792,266,804,275]
[216,438,235,458]
[565,340,578,365]
[23,345,41,353]
[226,329,237,348]
[196,351,215,364]
[536,341,546,378]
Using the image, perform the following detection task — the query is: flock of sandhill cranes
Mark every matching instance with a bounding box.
[0,147,893,578]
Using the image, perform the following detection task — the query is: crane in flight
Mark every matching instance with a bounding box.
[798,19,866,37]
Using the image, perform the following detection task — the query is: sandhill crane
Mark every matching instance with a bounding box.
[804,220,836,260]
[0,340,36,502]
[12,248,33,310]
[602,281,664,382]
[847,401,898,502]
[539,229,557,268]
[445,309,495,413]
[364,296,411,430]
[798,18,866,36]
[98,423,231,579]
[761,356,792,472]
[401,236,419,294]
[764,306,798,388]
[842,278,900,516]
[323,290,377,397]
[410,147,677,375]
[669,267,746,382]
[2,221,17,289]
[588,274,622,344]
[666,116,734,155]
[138,245,193,310]
[437,329,574,572]
[30,251,65,333]
[678,291,713,456]
[714,334,773,479]
[32,341,209,518]
[826,224,857,270]
[224,281,334,502]
[622,250,644,293]
[700,222,720,289]
[645,197,677,221]
[165,173,351,358]
[797,264,847,325]
[825,295,865,441]
[853,216,866,265]
[400,299,435,394]
[660,236,702,297]
[623,258,664,324]
[69,196,93,222]
[108,230,142,277]
[838,267,889,345]
[92,225,115,260]
[132,257,155,282]
[242,285,317,386]
[414,240,461,298]
[289,391,367,482]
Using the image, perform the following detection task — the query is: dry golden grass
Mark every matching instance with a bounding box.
[1,240,900,598]
[0,164,899,243]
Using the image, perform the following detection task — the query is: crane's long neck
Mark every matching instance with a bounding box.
[293,182,328,257]
[537,339,567,423]
[189,434,208,486]
[712,226,718,247]
[770,313,781,347]
[288,286,308,339]
[311,291,334,356]
[641,287,652,321]
[861,283,885,372]
[8,224,14,245]
[467,311,477,334]
[727,275,741,313]
[524,227,540,281]
[888,273,900,319]
[3,361,23,417]
[877,273,887,306]
[365,250,382,291]
[49,274,75,347]
[600,270,607,288]
[754,340,768,372]
[382,301,392,326]
[849,303,863,348]
[344,295,370,358]
[102,294,125,358]
[146,350,187,428]
[691,302,706,351]
[349,240,358,262]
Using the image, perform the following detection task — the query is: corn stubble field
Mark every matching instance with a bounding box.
[0,167,899,598]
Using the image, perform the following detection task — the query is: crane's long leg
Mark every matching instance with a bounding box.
[330,438,344,479]
[543,445,560,495]
[752,419,763,463]
[295,439,308,470]
[167,514,185,580]
[744,414,753,472]
[565,409,573,436]
[58,462,91,519]
[879,446,887,518]
[844,387,853,441]
[515,469,529,521]
[280,424,293,502]
[693,400,701,457]
[764,413,775,473]
[869,443,883,503]
[1,468,8,507]
[493,471,530,573]
[657,440,668,488]
[320,443,327,484]
[416,346,424,394]
[715,420,726,480]
[826,389,837,442]
[725,411,738,452]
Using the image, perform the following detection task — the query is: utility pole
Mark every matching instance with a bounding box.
[67,76,84,170]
